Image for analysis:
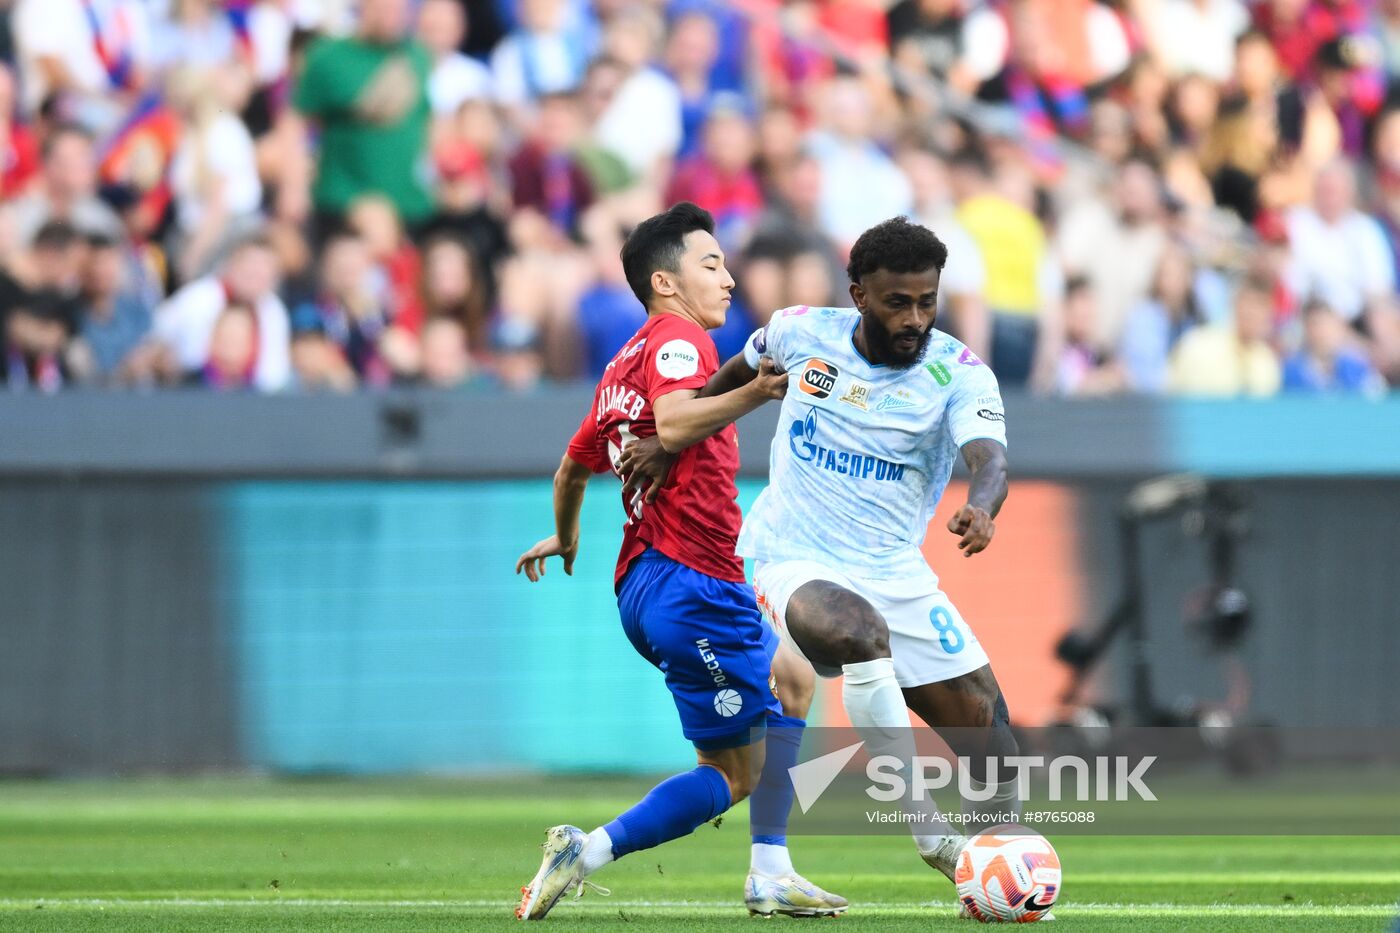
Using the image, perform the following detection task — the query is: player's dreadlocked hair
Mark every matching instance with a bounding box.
[845,216,948,285]
[621,201,717,307]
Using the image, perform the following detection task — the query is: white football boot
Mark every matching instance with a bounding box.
[515,825,610,920]
[744,870,849,917]
[920,833,967,883]
[921,834,972,919]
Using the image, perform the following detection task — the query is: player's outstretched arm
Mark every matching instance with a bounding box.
[696,352,760,399]
[946,439,1009,557]
[515,453,592,581]
[652,358,786,453]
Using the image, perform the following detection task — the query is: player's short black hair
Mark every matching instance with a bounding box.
[620,201,716,307]
[845,216,948,285]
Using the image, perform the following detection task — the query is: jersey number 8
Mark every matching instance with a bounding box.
[929,606,964,654]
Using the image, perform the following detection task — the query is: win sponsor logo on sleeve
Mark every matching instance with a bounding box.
[799,359,840,399]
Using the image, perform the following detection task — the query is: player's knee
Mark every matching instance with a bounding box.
[829,613,890,664]
[709,760,757,803]
[727,767,759,802]
[788,581,888,667]
[991,692,1017,754]
[698,747,761,803]
[977,707,1019,765]
[948,693,1018,783]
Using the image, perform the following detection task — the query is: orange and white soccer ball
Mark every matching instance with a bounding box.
[954,825,1061,923]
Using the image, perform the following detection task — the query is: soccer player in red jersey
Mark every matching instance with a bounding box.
[512,203,845,920]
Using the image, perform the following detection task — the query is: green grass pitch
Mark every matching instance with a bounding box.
[1,777,1397,931]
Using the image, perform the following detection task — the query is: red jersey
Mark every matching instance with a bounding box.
[567,312,745,588]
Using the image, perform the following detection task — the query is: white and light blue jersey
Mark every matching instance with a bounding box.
[736,305,1007,582]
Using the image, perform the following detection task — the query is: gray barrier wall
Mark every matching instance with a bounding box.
[2,390,1396,478]
[0,389,1170,478]
[0,481,242,773]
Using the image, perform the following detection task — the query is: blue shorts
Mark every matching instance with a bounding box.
[617,549,781,751]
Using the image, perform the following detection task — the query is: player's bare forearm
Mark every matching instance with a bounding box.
[947,439,1008,557]
[962,439,1008,517]
[552,453,592,546]
[652,388,762,453]
[514,453,590,581]
[697,353,759,399]
[653,360,786,453]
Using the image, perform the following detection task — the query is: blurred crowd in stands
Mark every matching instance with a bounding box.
[2,0,1399,396]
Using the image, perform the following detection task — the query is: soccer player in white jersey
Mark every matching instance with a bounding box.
[623,216,1020,912]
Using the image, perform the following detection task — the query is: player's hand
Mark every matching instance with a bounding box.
[947,505,995,557]
[747,357,788,401]
[515,535,578,581]
[618,435,674,504]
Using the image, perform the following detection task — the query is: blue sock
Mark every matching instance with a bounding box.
[749,715,805,846]
[604,764,731,860]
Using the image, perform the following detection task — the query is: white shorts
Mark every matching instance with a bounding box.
[753,559,989,689]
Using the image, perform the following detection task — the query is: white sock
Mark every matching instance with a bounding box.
[750,842,794,877]
[842,657,951,855]
[582,826,615,875]
[842,657,910,731]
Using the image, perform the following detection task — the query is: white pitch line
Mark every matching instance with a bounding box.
[2,898,1395,915]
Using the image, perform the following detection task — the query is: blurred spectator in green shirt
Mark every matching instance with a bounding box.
[292,0,433,231]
